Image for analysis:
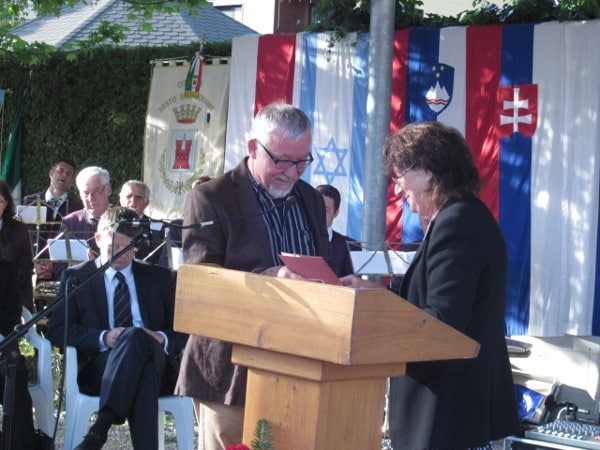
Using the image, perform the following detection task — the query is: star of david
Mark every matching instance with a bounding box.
[312,137,348,184]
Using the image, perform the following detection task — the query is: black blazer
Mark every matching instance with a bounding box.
[389,195,519,449]
[48,259,188,380]
[327,230,354,276]
[0,218,34,311]
[0,261,21,341]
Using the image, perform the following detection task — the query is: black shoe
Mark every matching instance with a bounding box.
[73,431,106,450]
[35,430,54,450]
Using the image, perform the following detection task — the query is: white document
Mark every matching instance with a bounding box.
[48,238,89,261]
[171,247,184,270]
[16,205,47,224]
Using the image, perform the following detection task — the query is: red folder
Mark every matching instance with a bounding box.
[279,253,343,285]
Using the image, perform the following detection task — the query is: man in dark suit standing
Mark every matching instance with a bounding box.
[48,207,188,450]
[316,184,355,277]
[22,157,83,281]
[175,102,330,450]
[22,157,83,224]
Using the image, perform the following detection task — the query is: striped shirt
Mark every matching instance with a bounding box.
[250,178,317,266]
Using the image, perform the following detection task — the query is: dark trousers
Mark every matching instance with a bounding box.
[78,327,168,450]
[0,354,37,450]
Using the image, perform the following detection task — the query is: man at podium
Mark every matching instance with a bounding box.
[175,102,329,450]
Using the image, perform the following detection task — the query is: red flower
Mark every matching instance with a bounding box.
[225,445,251,450]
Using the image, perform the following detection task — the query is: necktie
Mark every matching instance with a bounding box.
[113,271,132,327]
[48,199,60,219]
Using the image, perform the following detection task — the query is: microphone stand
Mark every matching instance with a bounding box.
[0,230,150,450]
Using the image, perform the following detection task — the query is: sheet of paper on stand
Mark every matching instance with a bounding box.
[350,250,416,275]
[16,204,47,223]
[48,238,89,261]
[171,247,183,270]
[388,250,416,274]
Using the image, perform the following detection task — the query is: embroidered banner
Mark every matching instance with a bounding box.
[143,57,230,219]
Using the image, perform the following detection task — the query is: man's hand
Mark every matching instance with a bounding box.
[143,328,165,345]
[103,327,126,348]
[262,265,304,279]
[340,274,385,289]
[34,261,53,280]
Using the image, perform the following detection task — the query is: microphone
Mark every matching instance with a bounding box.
[115,196,299,231]
[117,219,152,227]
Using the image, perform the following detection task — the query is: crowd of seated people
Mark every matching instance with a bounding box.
[1,160,194,449]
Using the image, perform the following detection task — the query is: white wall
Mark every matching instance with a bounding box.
[210,0,275,34]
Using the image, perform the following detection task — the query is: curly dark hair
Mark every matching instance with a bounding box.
[383,121,480,208]
[0,180,16,221]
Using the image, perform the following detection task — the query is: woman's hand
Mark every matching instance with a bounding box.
[340,274,385,289]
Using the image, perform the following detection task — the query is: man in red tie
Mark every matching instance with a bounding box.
[48,207,188,450]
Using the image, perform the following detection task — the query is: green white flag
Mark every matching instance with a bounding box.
[1,85,28,202]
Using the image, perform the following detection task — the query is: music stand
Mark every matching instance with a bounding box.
[349,241,417,276]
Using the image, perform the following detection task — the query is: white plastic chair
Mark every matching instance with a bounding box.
[21,307,55,437]
[63,345,195,449]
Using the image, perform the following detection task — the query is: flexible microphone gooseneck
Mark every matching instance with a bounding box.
[117,196,298,230]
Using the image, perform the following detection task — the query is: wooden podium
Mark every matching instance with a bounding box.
[175,264,480,450]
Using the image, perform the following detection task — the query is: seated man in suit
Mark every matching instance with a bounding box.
[118,180,161,263]
[61,165,113,258]
[48,207,188,450]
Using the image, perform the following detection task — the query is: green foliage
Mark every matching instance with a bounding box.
[308,0,600,34]
[0,41,231,204]
[250,419,274,450]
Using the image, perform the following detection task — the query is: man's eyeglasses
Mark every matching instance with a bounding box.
[82,184,108,199]
[391,164,416,185]
[255,139,314,170]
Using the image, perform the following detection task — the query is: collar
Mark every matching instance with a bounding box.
[45,190,68,203]
[105,262,134,281]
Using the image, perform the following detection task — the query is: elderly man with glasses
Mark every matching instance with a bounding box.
[60,166,112,261]
[175,102,330,450]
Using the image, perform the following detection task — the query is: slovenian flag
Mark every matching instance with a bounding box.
[225,20,600,337]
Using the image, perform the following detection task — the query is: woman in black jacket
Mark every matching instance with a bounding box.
[0,180,34,311]
[343,121,519,450]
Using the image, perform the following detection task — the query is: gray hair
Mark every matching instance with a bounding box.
[76,166,110,190]
[120,179,150,198]
[249,102,312,144]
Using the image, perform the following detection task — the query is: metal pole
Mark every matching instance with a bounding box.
[362,0,396,250]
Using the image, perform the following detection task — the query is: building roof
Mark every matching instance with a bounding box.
[11,0,257,49]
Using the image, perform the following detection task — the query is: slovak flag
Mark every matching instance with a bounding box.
[225,20,600,337]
